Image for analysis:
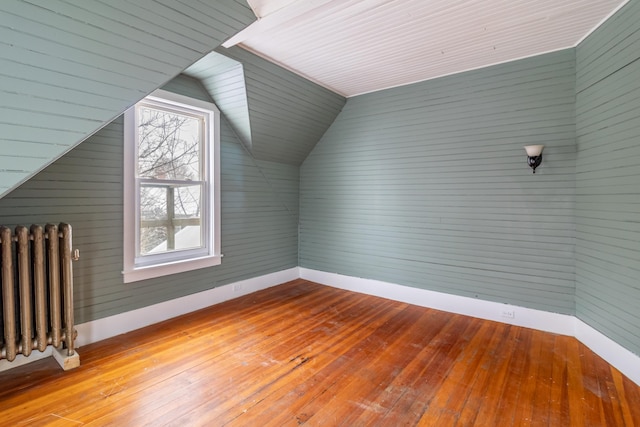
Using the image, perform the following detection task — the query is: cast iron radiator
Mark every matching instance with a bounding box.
[0,223,79,368]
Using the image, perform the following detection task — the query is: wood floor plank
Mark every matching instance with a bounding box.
[249,299,415,426]
[471,325,519,426]
[589,344,621,427]
[0,280,638,426]
[620,370,640,425]
[157,294,404,426]
[512,329,544,427]
[304,305,431,423]
[456,323,515,426]
[352,310,455,426]
[497,327,533,426]
[566,337,588,426]
[424,320,501,425]
[529,330,556,426]
[410,317,488,426]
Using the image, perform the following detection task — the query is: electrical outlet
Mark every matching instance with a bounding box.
[501,308,515,319]
[233,283,243,293]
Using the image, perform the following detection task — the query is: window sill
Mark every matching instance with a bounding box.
[123,254,222,283]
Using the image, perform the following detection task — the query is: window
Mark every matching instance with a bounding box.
[123,89,221,283]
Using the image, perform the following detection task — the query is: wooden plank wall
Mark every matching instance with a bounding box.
[185,52,254,151]
[0,75,299,324]
[220,47,347,165]
[575,0,640,355]
[300,50,577,314]
[0,0,254,198]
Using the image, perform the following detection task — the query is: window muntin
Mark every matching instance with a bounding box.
[123,90,221,283]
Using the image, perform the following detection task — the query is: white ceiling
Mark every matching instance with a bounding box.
[223,0,628,97]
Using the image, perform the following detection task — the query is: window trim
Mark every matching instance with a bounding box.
[123,89,221,283]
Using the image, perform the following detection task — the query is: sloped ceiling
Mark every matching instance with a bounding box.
[226,0,629,97]
[186,48,346,165]
[0,0,255,198]
[2,0,630,191]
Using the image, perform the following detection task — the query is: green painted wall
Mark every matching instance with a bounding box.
[218,47,347,165]
[1,1,637,361]
[0,75,298,324]
[300,50,577,314]
[0,0,254,198]
[575,0,640,355]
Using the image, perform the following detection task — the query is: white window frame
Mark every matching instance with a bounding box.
[123,89,221,283]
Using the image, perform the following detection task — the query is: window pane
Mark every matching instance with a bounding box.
[173,225,202,251]
[174,185,201,218]
[172,185,203,251]
[140,186,167,221]
[138,184,203,255]
[140,226,168,255]
[137,106,202,180]
[142,224,202,254]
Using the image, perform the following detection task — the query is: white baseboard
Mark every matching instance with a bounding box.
[4,265,639,387]
[0,348,52,372]
[75,267,299,347]
[299,268,575,335]
[575,319,640,386]
[1,267,298,372]
[299,268,640,386]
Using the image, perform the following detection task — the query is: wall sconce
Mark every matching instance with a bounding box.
[524,145,544,173]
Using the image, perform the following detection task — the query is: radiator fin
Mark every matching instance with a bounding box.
[0,223,77,368]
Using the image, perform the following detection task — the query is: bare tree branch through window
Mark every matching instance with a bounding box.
[137,106,204,254]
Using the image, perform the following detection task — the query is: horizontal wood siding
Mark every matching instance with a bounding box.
[185,53,253,150]
[160,75,217,104]
[575,0,640,355]
[0,76,298,323]
[0,0,254,198]
[300,50,577,314]
[220,47,346,165]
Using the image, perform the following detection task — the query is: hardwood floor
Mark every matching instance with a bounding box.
[1,279,638,426]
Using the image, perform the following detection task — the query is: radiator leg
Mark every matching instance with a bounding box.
[52,347,80,371]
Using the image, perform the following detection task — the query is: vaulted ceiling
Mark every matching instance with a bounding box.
[0,0,255,199]
[226,0,629,97]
